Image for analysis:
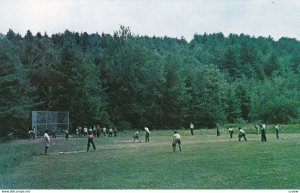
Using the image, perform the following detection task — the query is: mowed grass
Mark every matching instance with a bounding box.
[1,129,300,189]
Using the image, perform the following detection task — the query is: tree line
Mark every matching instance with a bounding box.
[1,26,300,137]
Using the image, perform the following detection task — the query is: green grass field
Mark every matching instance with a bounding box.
[1,129,300,189]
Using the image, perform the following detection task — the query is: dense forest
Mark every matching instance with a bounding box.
[1,26,300,137]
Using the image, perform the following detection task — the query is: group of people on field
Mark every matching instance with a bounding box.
[42,125,182,154]
[75,125,118,139]
[189,122,280,143]
[132,127,151,143]
[42,122,281,154]
[132,127,182,152]
[226,123,280,142]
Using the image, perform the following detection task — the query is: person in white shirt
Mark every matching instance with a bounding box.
[102,126,107,137]
[261,123,267,142]
[65,129,69,139]
[108,128,113,137]
[227,128,234,139]
[144,127,150,142]
[84,126,88,136]
[190,123,194,136]
[238,127,247,141]
[44,130,51,154]
[172,131,182,152]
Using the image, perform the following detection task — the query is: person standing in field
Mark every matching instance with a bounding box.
[216,123,220,136]
[89,127,93,133]
[227,128,234,139]
[133,130,141,142]
[190,123,194,136]
[238,127,247,141]
[65,129,69,139]
[87,130,96,152]
[78,126,82,138]
[31,127,36,139]
[274,124,279,139]
[83,126,88,136]
[144,127,150,142]
[172,131,182,152]
[108,127,113,137]
[261,123,267,142]
[44,130,51,154]
[96,125,100,138]
[93,125,97,136]
[76,127,79,138]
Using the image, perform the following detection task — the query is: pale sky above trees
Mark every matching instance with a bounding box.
[1,0,300,41]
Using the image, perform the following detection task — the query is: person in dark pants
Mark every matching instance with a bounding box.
[65,129,69,139]
[190,123,194,136]
[87,131,96,152]
[108,128,113,137]
[261,124,267,142]
[30,127,36,139]
[216,123,220,136]
[238,127,247,141]
[44,130,51,154]
[275,124,279,139]
[227,128,234,139]
[144,127,150,142]
[172,131,182,152]
[96,125,100,138]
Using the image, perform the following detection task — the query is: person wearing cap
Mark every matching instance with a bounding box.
[144,127,151,142]
[172,131,182,152]
[44,130,51,154]
[238,127,247,141]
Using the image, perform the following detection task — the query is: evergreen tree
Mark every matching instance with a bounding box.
[0,38,33,137]
[222,45,240,78]
[236,84,251,121]
[226,87,241,123]
[190,64,228,128]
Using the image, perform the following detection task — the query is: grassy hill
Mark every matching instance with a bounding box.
[1,129,300,189]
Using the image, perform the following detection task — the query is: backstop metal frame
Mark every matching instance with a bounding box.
[32,111,69,137]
